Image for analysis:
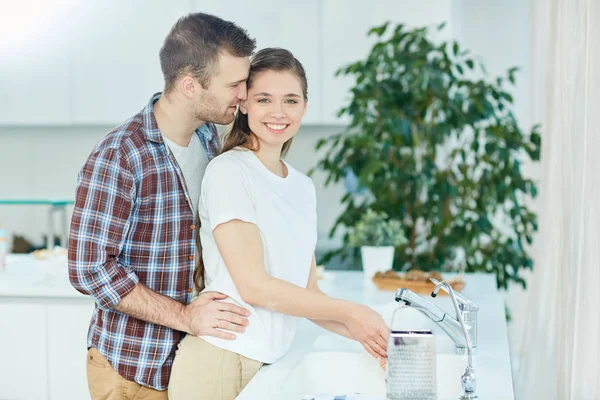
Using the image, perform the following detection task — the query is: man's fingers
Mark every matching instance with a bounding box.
[199,291,228,300]
[218,311,249,327]
[215,320,245,334]
[206,328,236,341]
[218,302,251,317]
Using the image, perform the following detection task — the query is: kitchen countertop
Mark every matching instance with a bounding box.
[0,254,89,299]
[0,255,514,399]
[237,271,514,400]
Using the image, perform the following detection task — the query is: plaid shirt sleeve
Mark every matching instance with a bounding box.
[68,146,140,310]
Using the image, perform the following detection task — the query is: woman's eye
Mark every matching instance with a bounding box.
[258,98,270,103]
[285,99,298,104]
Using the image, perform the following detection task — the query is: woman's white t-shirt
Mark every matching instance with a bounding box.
[197,147,317,364]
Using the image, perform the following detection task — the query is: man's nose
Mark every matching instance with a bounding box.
[237,83,247,101]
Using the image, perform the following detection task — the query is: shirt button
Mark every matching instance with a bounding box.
[187,288,193,293]
[190,225,196,230]
[188,255,194,261]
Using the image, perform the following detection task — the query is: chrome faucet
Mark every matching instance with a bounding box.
[394,280,479,400]
[394,280,479,355]
[432,280,478,400]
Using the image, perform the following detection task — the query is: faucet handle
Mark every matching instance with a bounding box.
[429,278,479,312]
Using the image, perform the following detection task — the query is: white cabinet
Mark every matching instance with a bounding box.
[321,0,452,123]
[0,1,71,124]
[0,299,95,400]
[0,303,48,400]
[67,0,191,124]
[47,303,95,400]
[193,0,322,124]
[1,0,468,126]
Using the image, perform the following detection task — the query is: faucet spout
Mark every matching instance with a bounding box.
[395,288,446,322]
[394,288,477,354]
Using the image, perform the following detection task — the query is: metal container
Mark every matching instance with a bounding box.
[386,329,436,400]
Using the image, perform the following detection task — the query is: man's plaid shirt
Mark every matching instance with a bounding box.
[68,93,219,389]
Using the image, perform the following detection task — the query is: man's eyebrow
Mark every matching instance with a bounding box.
[229,77,248,85]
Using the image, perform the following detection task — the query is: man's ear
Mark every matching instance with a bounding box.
[240,101,249,114]
[179,75,197,99]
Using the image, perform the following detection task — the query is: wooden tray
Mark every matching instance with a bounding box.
[371,276,465,294]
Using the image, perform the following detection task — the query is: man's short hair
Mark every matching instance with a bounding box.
[159,13,256,92]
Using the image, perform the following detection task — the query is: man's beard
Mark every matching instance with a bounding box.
[194,94,236,125]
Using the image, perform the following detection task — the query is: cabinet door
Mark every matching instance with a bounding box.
[0,303,48,400]
[47,302,95,400]
[193,0,322,124]
[321,0,452,123]
[68,0,191,124]
[0,1,70,124]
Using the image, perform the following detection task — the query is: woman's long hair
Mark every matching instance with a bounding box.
[193,48,308,293]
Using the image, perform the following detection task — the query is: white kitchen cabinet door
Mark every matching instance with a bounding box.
[193,0,322,124]
[0,303,48,400]
[321,0,452,124]
[47,302,95,400]
[0,1,71,125]
[68,0,191,125]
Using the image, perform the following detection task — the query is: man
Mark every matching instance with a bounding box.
[68,13,256,399]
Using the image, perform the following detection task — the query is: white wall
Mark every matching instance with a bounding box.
[452,0,530,126]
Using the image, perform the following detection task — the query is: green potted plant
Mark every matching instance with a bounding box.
[349,208,407,279]
[312,22,541,290]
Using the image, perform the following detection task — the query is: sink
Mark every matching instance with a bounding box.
[280,351,469,399]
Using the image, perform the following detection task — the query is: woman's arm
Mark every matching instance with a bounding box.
[213,220,389,359]
[305,254,354,340]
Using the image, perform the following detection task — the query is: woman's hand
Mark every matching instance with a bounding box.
[379,356,387,371]
[343,303,390,359]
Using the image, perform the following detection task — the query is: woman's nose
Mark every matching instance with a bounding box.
[270,103,285,118]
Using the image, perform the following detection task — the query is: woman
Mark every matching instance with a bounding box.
[168,48,389,400]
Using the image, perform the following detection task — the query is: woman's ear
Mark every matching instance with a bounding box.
[240,101,248,115]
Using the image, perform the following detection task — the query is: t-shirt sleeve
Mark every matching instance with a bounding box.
[200,156,257,232]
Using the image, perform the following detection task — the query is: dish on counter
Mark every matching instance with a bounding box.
[371,269,465,294]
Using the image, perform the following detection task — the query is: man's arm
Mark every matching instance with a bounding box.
[68,147,140,310]
[68,148,248,338]
[116,284,248,339]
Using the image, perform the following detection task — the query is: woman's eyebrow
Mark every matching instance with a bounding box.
[253,92,301,98]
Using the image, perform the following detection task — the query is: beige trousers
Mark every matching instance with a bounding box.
[168,335,263,400]
[86,347,168,400]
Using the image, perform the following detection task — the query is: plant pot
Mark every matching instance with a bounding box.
[360,246,395,279]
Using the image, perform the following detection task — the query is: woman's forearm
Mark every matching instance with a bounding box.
[241,275,352,323]
[213,221,354,324]
[310,319,355,340]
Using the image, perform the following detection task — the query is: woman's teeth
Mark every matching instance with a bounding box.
[266,123,287,131]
